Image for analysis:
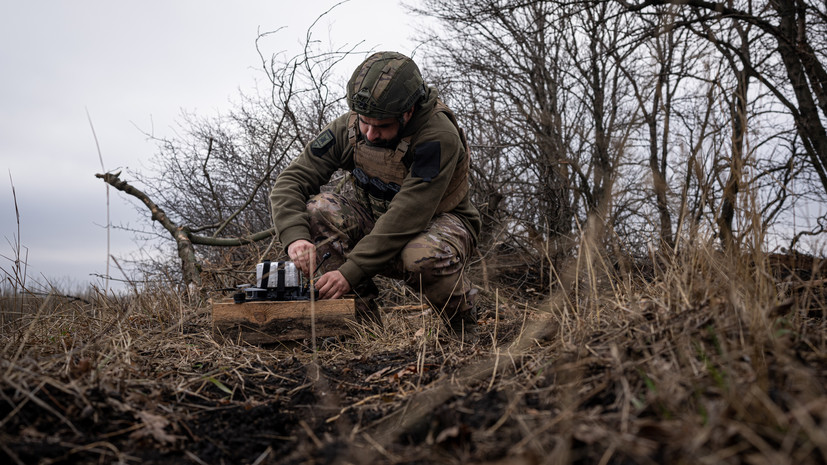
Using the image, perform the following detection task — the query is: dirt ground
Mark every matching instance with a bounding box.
[2,262,827,464]
[2,307,545,464]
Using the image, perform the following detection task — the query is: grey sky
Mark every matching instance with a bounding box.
[0,1,419,289]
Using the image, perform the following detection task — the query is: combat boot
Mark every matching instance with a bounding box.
[353,279,383,328]
[446,306,478,344]
[355,298,382,327]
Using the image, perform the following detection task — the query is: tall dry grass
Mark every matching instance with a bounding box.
[0,228,825,464]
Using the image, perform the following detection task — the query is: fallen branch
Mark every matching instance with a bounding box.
[95,172,276,287]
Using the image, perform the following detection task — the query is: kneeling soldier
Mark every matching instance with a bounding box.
[270,51,481,340]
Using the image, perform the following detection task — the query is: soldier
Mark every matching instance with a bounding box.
[270,51,481,341]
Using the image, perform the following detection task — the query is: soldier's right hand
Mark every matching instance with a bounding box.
[287,240,316,277]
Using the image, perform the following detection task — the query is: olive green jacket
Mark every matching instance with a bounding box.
[270,87,481,287]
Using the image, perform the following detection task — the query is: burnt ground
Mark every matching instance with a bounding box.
[2,261,827,464]
[1,313,535,465]
[0,335,516,464]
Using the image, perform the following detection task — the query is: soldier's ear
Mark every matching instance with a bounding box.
[402,106,415,124]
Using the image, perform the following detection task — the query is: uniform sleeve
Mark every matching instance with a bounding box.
[270,114,352,249]
[338,115,465,285]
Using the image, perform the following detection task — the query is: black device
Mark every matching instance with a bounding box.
[233,254,331,303]
[233,260,315,303]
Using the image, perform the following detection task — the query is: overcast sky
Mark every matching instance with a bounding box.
[0,1,421,290]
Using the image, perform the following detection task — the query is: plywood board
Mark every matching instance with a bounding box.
[212,298,356,344]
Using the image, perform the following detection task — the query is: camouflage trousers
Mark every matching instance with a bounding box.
[305,192,476,326]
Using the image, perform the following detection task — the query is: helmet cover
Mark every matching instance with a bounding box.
[347,52,425,119]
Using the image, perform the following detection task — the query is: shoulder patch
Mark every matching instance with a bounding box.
[310,129,335,157]
[412,141,441,182]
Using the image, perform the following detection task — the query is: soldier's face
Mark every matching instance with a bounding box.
[358,107,415,147]
[358,115,401,146]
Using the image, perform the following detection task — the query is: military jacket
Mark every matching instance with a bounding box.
[270,87,481,287]
[348,99,469,218]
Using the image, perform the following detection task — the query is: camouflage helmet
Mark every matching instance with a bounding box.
[347,52,425,119]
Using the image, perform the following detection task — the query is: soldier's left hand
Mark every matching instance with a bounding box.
[314,270,351,299]
[287,239,315,276]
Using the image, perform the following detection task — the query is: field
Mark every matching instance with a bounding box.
[1,246,826,464]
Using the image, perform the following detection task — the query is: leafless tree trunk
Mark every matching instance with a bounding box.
[714,23,752,253]
[617,6,697,251]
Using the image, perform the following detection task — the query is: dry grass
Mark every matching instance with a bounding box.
[1,238,826,464]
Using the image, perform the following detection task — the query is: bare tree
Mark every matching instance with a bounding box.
[414,0,824,267]
[97,22,357,287]
[619,0,827,199]
[99,0,827,288]
[614,6,700,251]
[416,1,647,263]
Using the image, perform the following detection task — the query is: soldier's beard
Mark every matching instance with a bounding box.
[365,138,396,148]
[364,121,406,148]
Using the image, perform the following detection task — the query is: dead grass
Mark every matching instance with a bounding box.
[1,239,826,464]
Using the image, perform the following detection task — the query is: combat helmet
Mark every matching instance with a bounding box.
[347,52,425,119]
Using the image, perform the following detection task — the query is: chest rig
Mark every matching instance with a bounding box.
[346,100,470,219]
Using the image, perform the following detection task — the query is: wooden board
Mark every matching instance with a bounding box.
[212,298,356,344]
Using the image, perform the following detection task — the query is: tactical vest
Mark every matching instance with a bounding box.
[346,100,469,219]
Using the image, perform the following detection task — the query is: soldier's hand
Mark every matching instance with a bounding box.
[314,270,351,300]
[287,240,315,276]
